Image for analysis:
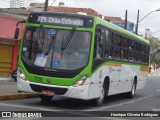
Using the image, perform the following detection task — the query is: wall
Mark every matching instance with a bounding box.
[0,16,24,75]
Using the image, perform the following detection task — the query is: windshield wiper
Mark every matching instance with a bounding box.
[45,36,55,55]
[61,28,76,51]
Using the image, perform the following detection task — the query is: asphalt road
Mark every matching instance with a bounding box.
[0,70,160,120]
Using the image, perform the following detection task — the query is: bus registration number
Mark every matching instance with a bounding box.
[41,90,55,96]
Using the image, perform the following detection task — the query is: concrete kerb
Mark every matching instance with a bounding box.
[0,77,13,81]
[0,93,39,100]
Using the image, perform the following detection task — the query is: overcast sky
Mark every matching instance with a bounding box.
[1,0,160,38]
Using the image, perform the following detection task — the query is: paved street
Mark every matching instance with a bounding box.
[0,70,160,120]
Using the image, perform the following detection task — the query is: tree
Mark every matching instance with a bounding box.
[148,37,160,69]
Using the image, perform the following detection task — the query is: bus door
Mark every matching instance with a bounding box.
[88,27,104,99]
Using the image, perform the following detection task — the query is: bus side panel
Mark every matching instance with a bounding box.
[88,68,102,99]
[88,63,148,99]
[136,66,148,90]
[120,65,134,93]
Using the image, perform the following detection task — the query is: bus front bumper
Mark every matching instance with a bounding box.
[17,77,90,100]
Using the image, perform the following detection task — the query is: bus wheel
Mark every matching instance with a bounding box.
[92,85,105,106]
[39,95,53,102]
[126,81,136,98]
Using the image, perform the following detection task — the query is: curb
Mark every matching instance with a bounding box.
[0,93,39,100]
[0,78,13,81]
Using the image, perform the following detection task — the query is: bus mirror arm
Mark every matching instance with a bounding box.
[16,20,26,27]
[14,20,26,39]
[14,28,20,39]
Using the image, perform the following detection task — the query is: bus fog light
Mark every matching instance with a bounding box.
[73,75,88,87]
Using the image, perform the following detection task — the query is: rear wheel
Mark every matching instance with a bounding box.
[39,94,53,102]
[126,81,136,98]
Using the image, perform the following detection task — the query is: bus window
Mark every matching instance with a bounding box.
[135,42,140,52]
[113,34,122,59]
[105,30,113,58]
[94,27,103,58]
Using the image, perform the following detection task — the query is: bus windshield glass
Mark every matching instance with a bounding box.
[22,27,91,71]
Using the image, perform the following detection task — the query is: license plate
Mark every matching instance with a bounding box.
[41,90,55,96]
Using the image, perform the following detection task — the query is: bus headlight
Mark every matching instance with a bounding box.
[73,75,88,87]
[18,68,27,81]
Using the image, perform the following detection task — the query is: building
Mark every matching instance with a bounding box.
[0,8,27,76]
[105,16,134,32]
[145,29,152,38]
[48,6,103,18]
[10,0,25,8]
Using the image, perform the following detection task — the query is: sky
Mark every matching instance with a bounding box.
[1,0,160,38]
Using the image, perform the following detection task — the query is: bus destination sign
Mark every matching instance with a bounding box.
[37,16,84,27]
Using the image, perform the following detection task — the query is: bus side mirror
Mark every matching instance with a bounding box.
[14,28,20,39]
[14,20,26,39]
[93,57,103,70]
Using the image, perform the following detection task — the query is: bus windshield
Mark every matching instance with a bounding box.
[22,27,91,71]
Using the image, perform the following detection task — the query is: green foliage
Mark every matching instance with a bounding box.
[149,37,160,65]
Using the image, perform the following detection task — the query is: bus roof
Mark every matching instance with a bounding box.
[95,17,150,45]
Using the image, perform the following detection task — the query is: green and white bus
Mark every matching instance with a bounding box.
[16,12,150,106]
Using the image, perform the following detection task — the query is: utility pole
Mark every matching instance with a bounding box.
[44,0,48,11]
[124,10,128,30]
[135,9,139,35]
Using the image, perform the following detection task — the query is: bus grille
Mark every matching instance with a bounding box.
[30,84,68,95]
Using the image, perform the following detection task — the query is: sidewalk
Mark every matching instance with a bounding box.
[0,77,38,100]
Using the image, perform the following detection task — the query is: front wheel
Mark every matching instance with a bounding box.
[39,94,53,102]
[92,85,105,106]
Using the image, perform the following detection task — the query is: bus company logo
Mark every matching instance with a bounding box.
[47,79,51,84]
[34,77,42,83]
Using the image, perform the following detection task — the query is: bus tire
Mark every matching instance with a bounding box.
[39,94,53,102]
[126,80,136,98]
[92,83,106,106]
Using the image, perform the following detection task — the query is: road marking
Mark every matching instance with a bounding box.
[0,103,61,111]
[152,108,160,111]
[85,94,154,111]
[159,74,160,75]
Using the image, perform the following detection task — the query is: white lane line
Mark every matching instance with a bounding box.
[152,108,160,111]
[153,74,157,75]
[85,94,154,111]
[158,74,160,75]
[0,103,61,111]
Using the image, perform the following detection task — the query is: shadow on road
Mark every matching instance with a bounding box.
[30,94,142,110]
